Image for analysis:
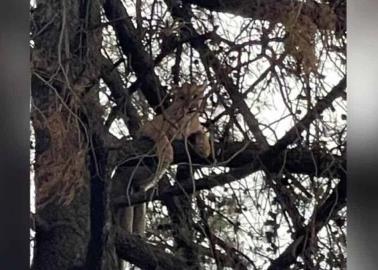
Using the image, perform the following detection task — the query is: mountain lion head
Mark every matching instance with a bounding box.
[171,83,206,113]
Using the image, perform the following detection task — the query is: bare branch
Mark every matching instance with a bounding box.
[267,175,346,270]
[269,77,346,154]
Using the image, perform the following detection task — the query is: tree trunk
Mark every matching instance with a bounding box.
[31,0,119,269]
[163,165,200,269]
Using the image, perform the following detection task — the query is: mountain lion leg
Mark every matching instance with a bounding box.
[149,135,174,188]
[133,203,146,236]
[119,206,134,233]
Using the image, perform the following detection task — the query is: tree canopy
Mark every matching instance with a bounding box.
[30,0,346,269]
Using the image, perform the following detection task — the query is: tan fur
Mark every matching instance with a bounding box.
[122,83,211,235]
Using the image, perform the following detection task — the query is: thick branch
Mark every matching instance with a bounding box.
[112,140,345,207]
[103,0,168,112]
[182,0,345,36]
[115,229,187,270]
[100,55,141,136]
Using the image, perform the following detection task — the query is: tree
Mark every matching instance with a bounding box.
[30,0,346,269]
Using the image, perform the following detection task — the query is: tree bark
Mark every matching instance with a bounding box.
[31,0,119,269]
[163,165,200,269]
